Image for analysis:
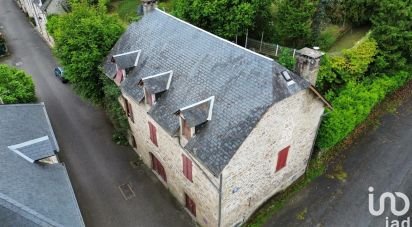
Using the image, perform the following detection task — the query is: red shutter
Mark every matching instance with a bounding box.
[185,194,196,217]
[182,119,192,139]
[182,155,193,182]
[124,97,128,113]
[148,122,158,147]
[276,146,290,172]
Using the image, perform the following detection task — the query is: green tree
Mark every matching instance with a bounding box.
[371,0,412,71]
[47,3,124,104]
[173,0,271,40]
[0,64,36,104]
[274,0,318,48]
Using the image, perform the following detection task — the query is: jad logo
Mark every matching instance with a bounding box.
[369,187,411,227]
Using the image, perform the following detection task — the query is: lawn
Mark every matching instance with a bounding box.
[328,25,371,53]
[108,0,174,23]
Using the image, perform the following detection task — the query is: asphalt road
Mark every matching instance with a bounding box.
[0,1,193,226]
[265,92,412,226]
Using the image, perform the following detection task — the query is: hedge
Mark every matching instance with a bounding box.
[316,71,411,149]
[0,64,36,104]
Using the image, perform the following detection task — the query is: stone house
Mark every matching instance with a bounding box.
[15,0,67,46]
[0,103,84,226]
[103,5,331,227]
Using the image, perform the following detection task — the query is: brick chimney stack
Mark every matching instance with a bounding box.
[141,0,157,14]
[295,47,324,86]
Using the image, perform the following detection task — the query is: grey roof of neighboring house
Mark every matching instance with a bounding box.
[39,0,67,14]
[8,136,55,163]
[103,9,313,175]
[0,103,84,227]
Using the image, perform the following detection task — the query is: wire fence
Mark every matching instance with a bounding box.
[245,37,297,59]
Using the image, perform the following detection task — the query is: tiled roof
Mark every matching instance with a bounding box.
[103,9,312,175]
[8,136,55,163]
[0,103,84,227]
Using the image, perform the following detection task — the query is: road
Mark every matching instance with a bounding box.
[0,1,193,226]
[265,89,412,226]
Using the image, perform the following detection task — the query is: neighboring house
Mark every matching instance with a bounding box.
[0,103,85,227]
[103,3,331,227]
[16,0,67,46]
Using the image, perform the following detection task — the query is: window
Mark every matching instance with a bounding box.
[185,193,196,217]
[182,119,192,140]
[150,153,167,182]
[124,98,134,122]
[148,122,158,146]
[281,71,292,82]
[145,89,154,106]
[182,155,193,182]
[276,146,290,172]
[131,135,137,148]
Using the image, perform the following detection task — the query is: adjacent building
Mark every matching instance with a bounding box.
[16,0,67,46]
[0,103,84,227]
[103,4,331,227]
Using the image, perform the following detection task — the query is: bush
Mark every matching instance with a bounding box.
[318,25,341,50]
[101,75,129,145]
[277,48,296,71]
[316,71,411,149]
[0,64,36,104]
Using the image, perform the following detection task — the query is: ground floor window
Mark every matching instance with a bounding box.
[185,193,196,217]
[150,153,167,182]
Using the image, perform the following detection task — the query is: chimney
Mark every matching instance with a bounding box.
[141,0,157,14]
[295,47,324,86]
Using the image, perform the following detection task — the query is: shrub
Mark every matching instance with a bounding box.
[0,64,36,104]
[316,71,411,149]
[277,48,296,71]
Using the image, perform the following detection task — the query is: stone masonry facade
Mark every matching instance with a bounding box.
[122,88,324,227]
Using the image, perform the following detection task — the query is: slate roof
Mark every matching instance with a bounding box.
[112,50,141,72]
[179,97,214,128]
[103,9,315,175]
[141,70,173,94]
[297,47,324,59]
[0,103,84,227]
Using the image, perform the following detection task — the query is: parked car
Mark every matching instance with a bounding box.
[54,67,68,83]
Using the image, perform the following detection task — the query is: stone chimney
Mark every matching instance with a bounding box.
[295,47,324,86]
[141,0,157,14]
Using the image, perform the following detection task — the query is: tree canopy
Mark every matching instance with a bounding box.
[47,3,124,104]
[0,64,36,104]
[173,0,271,40]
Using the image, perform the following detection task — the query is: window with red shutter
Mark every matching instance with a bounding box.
[150,153,167,182]
[185,193,196,217]
[276,146,290,172]
[127,102,134,122]
[145,89,153,106]
[182,155,193,182]
[182,119,192,139]
[148,122,158,146]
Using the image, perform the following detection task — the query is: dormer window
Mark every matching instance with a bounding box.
[111,50,142,85]
[175,96,215,145]
[139,71,174,106]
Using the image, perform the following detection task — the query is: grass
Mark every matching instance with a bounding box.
[108,0,174,24]
[246,78,412,226]
[328,25,371,53]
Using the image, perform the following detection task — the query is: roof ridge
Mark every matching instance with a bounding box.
[154,8,274,62]
[0,192,63,227]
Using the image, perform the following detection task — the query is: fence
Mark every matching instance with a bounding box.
[245,37,297,59]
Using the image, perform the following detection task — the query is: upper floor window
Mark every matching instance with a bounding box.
[182,154,193,182]
[124,97,134,123]
[148,122,158,147]
[276,146,290,172]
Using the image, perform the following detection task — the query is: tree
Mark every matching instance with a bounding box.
[47,3,124,104]
[274,0,318,48]
[173,0,271,40]
[371,0,412,71]
[0,64,36,104]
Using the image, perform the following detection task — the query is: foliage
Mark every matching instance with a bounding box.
[318,25,340,50]
[316,38,377,93]
[342,0,375,26]
[371,0,412,71]
[102,75,129,144]
[273,0,317,48]
[316,71,411,149]
[277,48,296,70]
[47,3,124,104]
[173,0,271,40]
[0,64,36,104]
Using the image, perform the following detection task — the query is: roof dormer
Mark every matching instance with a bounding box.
[175,96,215,145]
[8,136,58,164]
[111,50,142,85]
[138,70,174,106]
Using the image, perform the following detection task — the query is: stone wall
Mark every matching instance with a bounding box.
[123,94,220,226]
[220,89,325,226]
